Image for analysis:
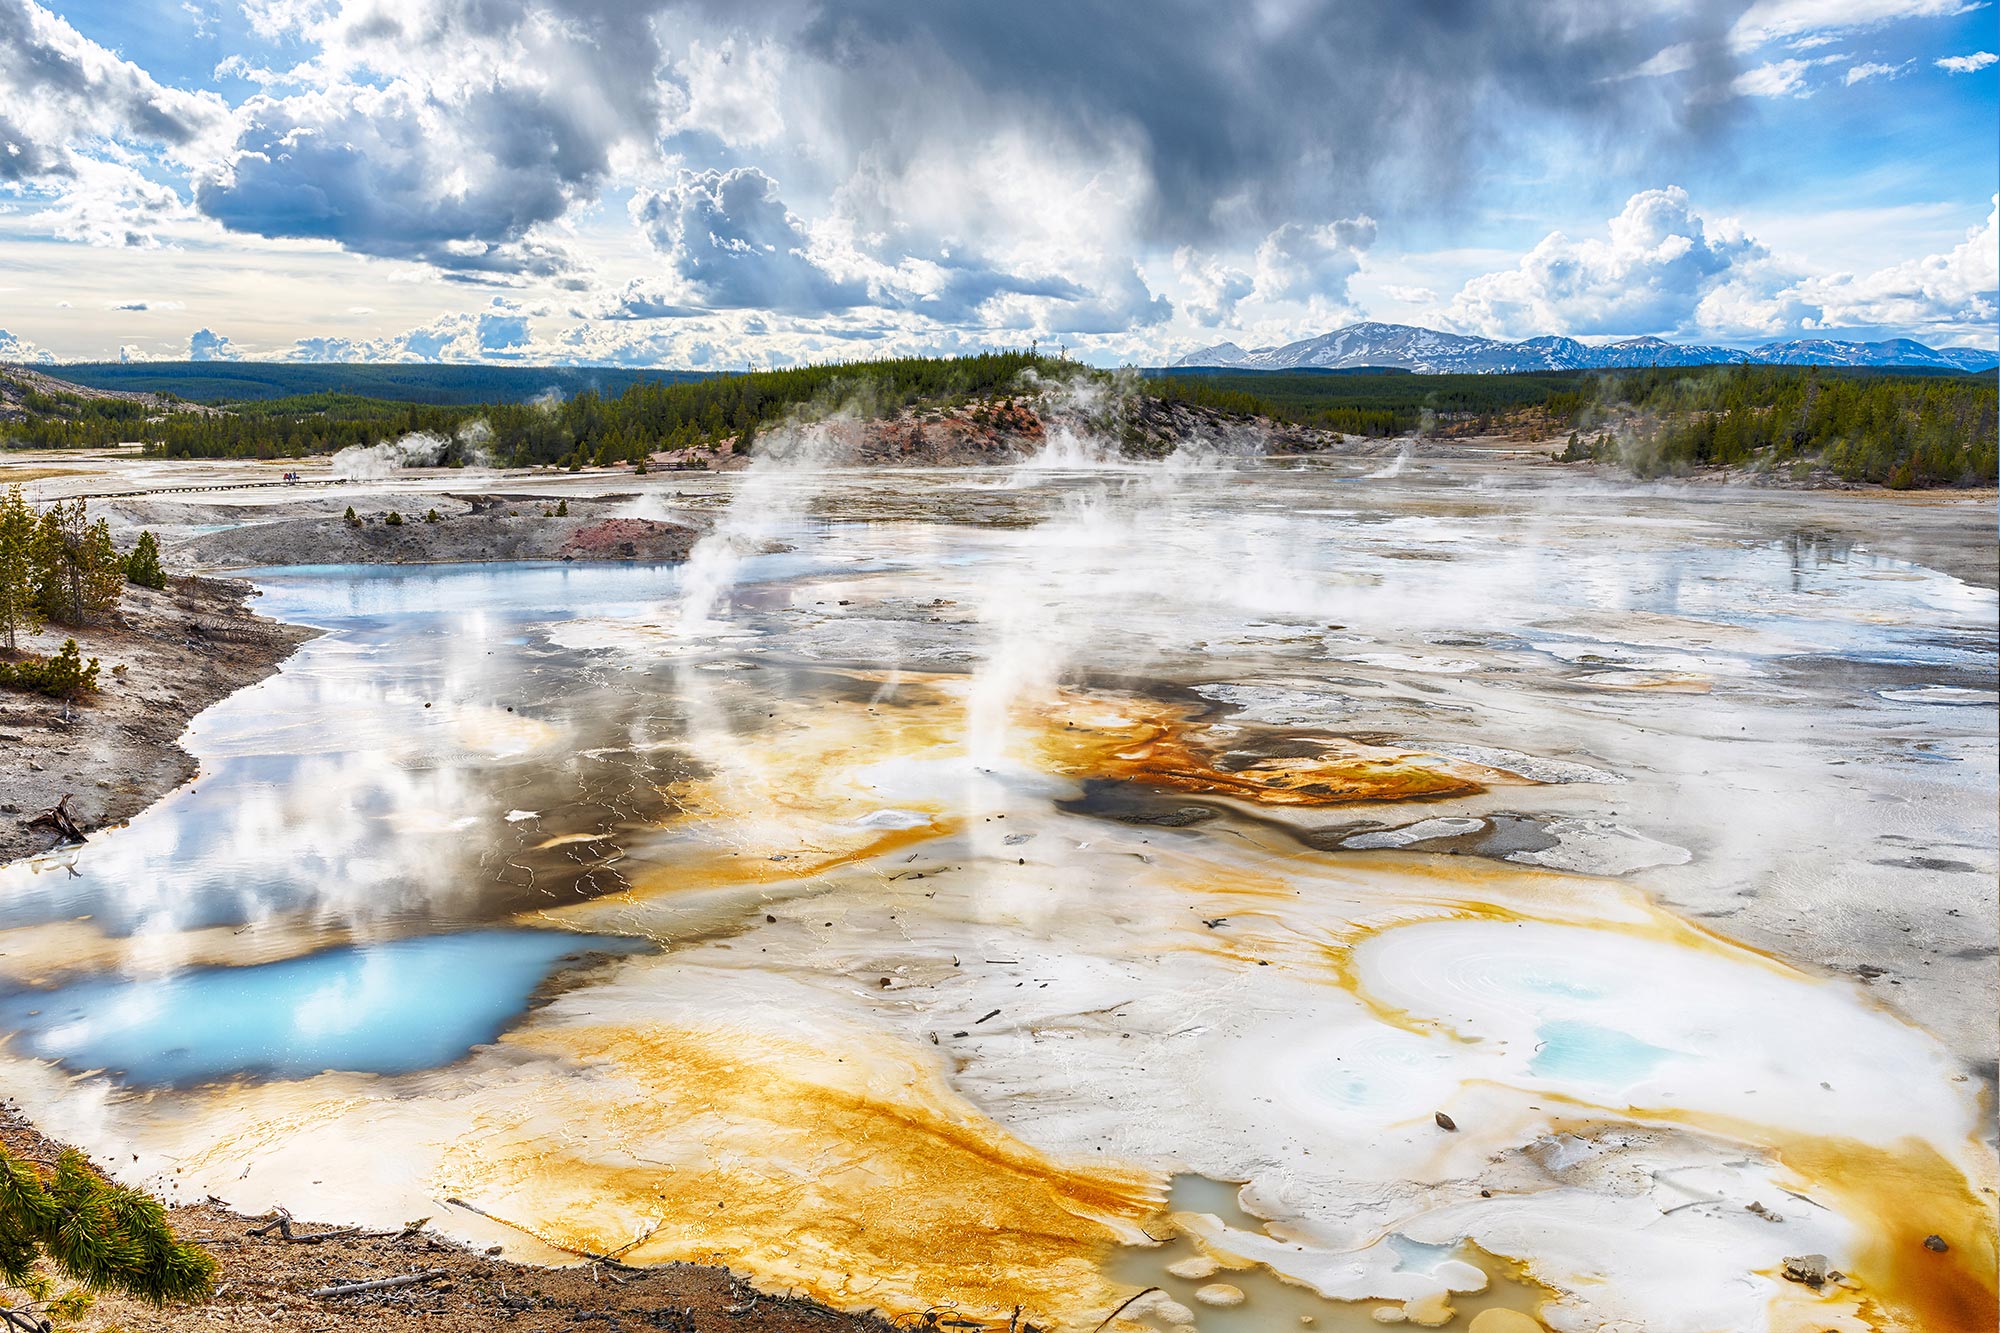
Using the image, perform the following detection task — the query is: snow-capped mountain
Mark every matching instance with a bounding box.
[1170,323,1999,374]
[1749,338,2000,372]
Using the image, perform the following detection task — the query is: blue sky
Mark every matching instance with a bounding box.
[0,0,1994,367]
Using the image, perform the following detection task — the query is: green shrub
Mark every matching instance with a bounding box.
[343,506,359,526]
[0,638,99,697]
[425,509,440,523]
[385,511,403,526]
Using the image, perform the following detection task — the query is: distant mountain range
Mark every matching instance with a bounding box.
[1173,322,2000,375]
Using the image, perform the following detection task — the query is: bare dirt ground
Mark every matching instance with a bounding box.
[0,1104,899,1333]
[0,577,319,866]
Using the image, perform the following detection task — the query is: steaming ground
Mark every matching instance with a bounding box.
[0,439,1993,1333]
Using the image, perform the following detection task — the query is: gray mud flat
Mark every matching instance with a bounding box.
[180,504,698,567]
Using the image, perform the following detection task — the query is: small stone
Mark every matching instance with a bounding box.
[1782,1253,1829,1287]
[1924,1234,1949,1253]
[1468,1311,1545,1333]
[1194,1283,1246,1308]
[1434,1111,1458,1132]
[1165,1255,1219,1280]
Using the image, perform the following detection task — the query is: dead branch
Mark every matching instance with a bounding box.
[311,1269,446,1299]
[247,1206,359,1244]
[26,795,84,844]
[441,1196,638,1270]
[1089,1287,1159,1333]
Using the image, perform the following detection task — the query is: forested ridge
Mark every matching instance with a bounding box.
[3,355,1992,487]
[37,361,713,405]
[1553,365,1997,487]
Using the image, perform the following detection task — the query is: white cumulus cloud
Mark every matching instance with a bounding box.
[1801,194,1999,338]
[1447,187,1786,338]
[0,328,56,363]
[188,327,237,360]
[1935,50,1998,72]
[1252,216,1377,306]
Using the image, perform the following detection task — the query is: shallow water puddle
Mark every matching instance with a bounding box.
[1109,1176,1556,1331]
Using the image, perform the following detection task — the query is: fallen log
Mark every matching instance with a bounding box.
[311,1269,446,1299]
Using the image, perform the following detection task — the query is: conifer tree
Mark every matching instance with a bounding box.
[0,486,39,655]
[31,501,122,627]
[123,532,166,591]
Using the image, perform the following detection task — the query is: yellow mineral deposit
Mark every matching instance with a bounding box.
[1029,691,1505,805]
[434,1023,1163,1329]
[1761,1135,1997,1333]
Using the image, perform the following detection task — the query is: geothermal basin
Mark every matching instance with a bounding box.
[0,453,1994,1333]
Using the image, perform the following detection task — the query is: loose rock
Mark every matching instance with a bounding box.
[1781,1253,1829,1287]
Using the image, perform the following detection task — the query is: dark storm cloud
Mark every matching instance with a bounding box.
[0,0,1753,324]
[191,0,678,275]
[171,0,1751,284]
[622,165,1111,321]
[788,0,1750,240]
